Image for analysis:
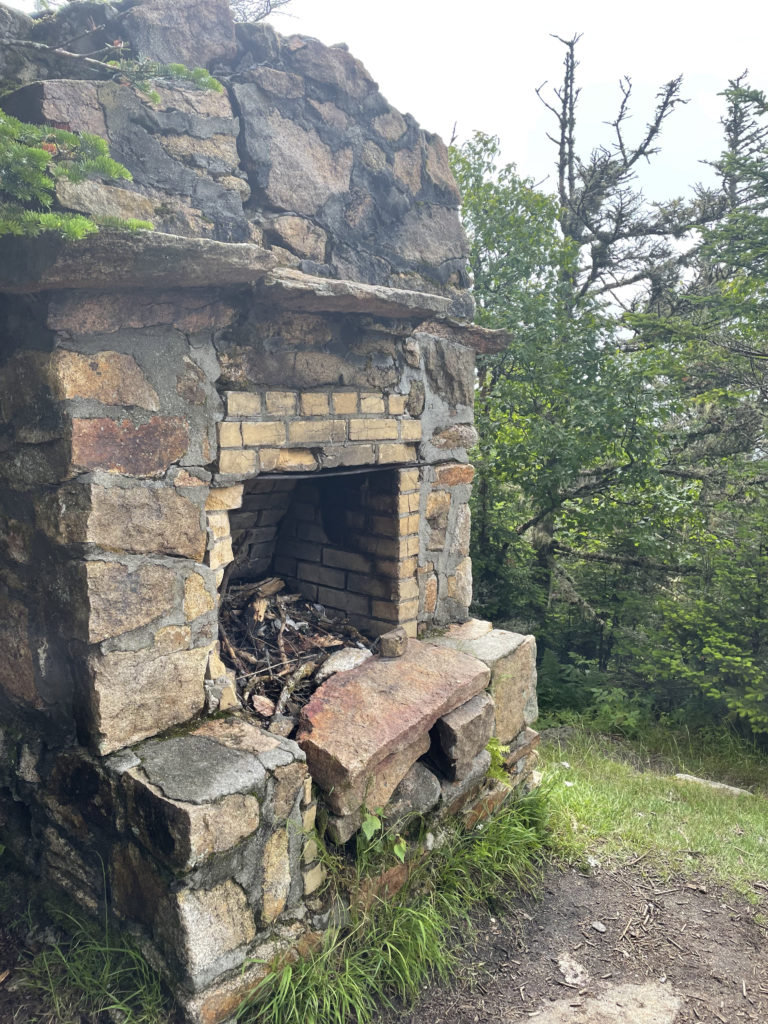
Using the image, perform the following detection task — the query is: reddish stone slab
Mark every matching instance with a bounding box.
[71,416,189,477]
[296,639,489,797]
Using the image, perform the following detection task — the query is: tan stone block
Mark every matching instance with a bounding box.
[360,393,385,414]
[349,417,398,441]
[206,510,230,542]
[303,862,326,895]
[435,463,475,486]
[397,492,420,515]
[332,391,358,414]
[226,391,261,416]
[71,480,205,562]
[403,619,418,638]
[218,681,239,710]
[399,535,420,558]
[259,448,317,472]
[241,421,286,446]
[426,489,451,522]
[265,390,297,415]
[287,419,347,444]
[262,828,290,923]
[303,837,319,865]
[393,145,423,194]
[207,536,234,570]
[184,573,215,621]
[399,467,420,490]
[400,513,420,536]
[302,777,313,807]
[71,416,189,477]
[394,597,420,619]
[371,599,399,621]
[217,421,242,448]
[50,350,159,410]
[424,575,438,614]
[162,880,257,981]
[379,443,418,464]
[177,961,271,1024]
[206,647,228,679]
[300,392,330,416]
[302,803,317,832]
[86,642,208,754]
[173,470,206,489]
[395,577,419,601]
[400,419,423,441]
[444,557,473,608]
[388,394,408,415]
[205,485,243,511]
[86,561,177,643]
[218,449,258,475]
[456,502,471,556]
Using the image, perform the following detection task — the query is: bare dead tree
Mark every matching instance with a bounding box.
[536,34,691,307]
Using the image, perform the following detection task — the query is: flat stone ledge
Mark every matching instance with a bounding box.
[0,231,282,293]
[256,267,454,318]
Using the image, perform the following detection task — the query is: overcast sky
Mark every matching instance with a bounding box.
[9,0,768,200]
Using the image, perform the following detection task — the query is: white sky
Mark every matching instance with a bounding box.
[8,0,768,200]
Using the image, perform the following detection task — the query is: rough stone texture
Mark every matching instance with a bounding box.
[314,646,372,684]
[71,416,190,478]
[121,0,237,67]
[379,625,408,657]
[49,349,159,409]
[324,731,430,817]
[428,629,538,743]
[85,560,178,642]
[85,483,206,560]
[262,827,291,923]
[385,760,442,823]
[529,982,681,1024]
[159,880,256,991]
[430,692,495,781]
[84,637,208,754]
[297,641,489,808]
[439,749,491,816]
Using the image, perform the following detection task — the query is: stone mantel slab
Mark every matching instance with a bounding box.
[0,231,283,293]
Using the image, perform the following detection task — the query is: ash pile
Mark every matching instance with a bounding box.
[215,577,376,736]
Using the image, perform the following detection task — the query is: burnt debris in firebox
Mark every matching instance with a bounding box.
[219,575,375,735]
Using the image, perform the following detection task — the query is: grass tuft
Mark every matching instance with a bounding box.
[237,792,550,1024]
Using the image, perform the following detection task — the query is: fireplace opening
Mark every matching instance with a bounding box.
[217,465,422,726]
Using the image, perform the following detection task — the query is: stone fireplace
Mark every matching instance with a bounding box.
[0,2,540,1021]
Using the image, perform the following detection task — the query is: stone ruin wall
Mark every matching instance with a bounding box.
[0,3,541,1021]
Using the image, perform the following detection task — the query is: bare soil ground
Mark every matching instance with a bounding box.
[384,863,768,1024]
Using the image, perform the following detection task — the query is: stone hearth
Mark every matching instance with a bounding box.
[0,2,540,1020]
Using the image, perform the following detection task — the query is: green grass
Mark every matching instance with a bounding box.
[541,728,768,898]
[236,792,550,1024]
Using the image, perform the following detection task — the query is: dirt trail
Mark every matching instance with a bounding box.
[384,863,767,1024]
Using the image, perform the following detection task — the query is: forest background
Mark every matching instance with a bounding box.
[452,39,768,740]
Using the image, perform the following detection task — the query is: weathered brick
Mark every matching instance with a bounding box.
[207,511,230,541]
[303,862,326,895]
[300,392,330,416]
[259,448,317,471]
[332,391,358,414]
[262,829,291,923]
[226,392,261,416]
[346,573,391,598]
[241,421,286,446]
[207,536,234,570]
[288,420,347,444]
[379,443,418,463]
[205,485,243,511]
[217,421,242,448]
[388,394,408,415]
[297,562,346,588]
[265,391,297,415]
[360,393,385,413]
[400,419,423,441]
[218,449,258,475]
[394,577,419,601]
[323,549,372,572]
[370,599,400,621]
[398,491,420,514]
[317,586,370,614]
[349,417,398,440]
[398,467,420,490]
